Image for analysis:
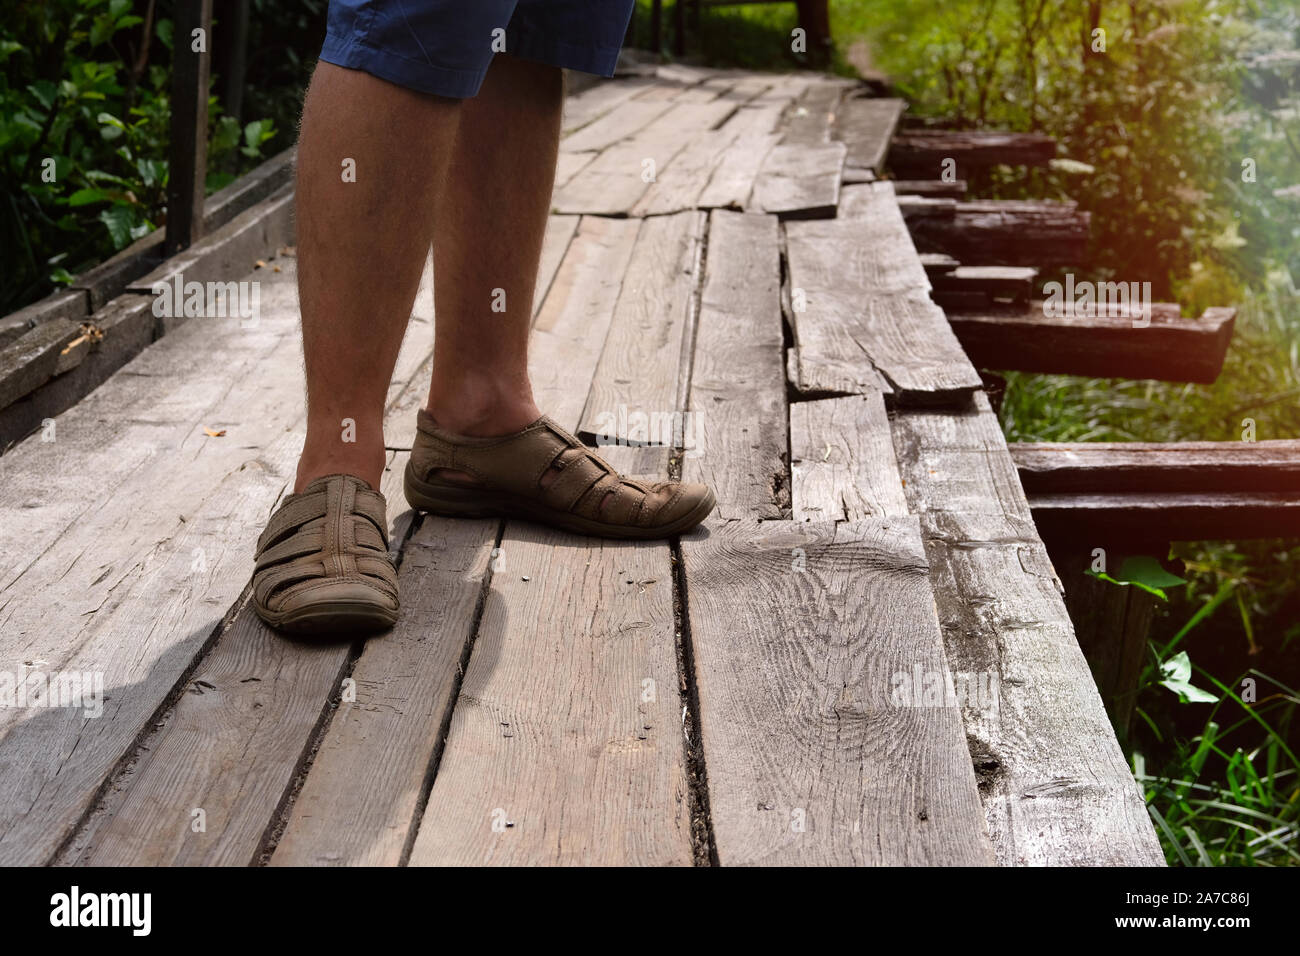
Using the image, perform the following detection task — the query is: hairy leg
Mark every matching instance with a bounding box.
[424,53,564,437]
[294,62,460,492]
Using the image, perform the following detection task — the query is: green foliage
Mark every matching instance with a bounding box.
[1,0,278,313]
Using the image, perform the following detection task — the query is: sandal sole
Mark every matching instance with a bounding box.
[403,464,715,540]
[256,600,398,638]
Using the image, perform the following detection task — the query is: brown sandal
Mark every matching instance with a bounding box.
[252,474,399,636]
[404,410,715,539]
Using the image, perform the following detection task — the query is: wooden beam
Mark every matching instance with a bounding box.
[901,198,1089,267]
[948,303,1236,383]
[1012,440,1300,494]
[888,129,1056,179]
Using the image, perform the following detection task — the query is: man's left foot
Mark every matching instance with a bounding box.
[404,409,716,539]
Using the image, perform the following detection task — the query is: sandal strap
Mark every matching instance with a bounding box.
[253,475,396,611]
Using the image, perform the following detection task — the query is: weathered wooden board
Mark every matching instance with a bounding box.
[786,185,982,403]
[554,100,737,215]
[406,525,691,866]
[749,143,846,219]
[888,128,1056,178]
[682,211,785,519]
[681,517,995,866]
[560,96,678,153]
[890,394,1164,864]
[778,77,849,145]
[834,97,906,172]
[267,510,499,866]
[1012,439,1300,494]
[889,392,1033,518]
[561,76,655,136]
[948,304,1236,384]
[533,215,580,318]
[694,105,783,210]
[577,210,704,448]
[790,393,909,521]
[901,198,1090,267]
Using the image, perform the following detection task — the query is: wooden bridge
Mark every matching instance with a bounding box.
[0,64,1173,865]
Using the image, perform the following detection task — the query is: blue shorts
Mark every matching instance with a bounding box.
[320,0,637,98]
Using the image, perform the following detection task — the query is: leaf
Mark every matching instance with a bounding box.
[1049,157,1096,175]
[98,205,137,249]
[1159,652,1219,704]
[67,187,110,207]
[203,428,227,438]
[1088,555,1187,601]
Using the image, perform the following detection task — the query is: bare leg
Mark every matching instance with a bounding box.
[424,54,563,437]
[294,62,460,492]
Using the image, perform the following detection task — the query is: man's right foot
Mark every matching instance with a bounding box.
[252,474,399,636]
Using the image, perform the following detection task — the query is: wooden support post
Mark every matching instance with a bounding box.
[222,0,251,127]
[650,0,663,53]
[166,0,213,256]
[1046,540,1175,740]
[674,0,686,56]
[797,0,832,66]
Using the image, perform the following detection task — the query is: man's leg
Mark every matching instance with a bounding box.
[294,62,461,492]
[424,53,563,438]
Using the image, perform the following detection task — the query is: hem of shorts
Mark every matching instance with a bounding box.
[505,27,623,78]
[320,32,488,98]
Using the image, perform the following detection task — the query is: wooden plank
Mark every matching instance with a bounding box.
[59,321,437,866]
[695,106,783,210]
[890,179,968,197]
[405,525,690,866]
[406,209,691,863]
[790,393,909,521]
[681,517,995,866]
[0,318,81,409]
[778,78,845,145]
[553,151,596,189]
[266,511,498,866]
[577,211,704,447]
[890,396,1164,864]
[948,304,1236,383]
[0,252,438,865]
[1028,491,1300,543]
[888,129,1056,178]
[533,215,579,319]
[914,512,1165,865]
[553,100,736,215]
[749,142,846,219]
[902,198,1090,268]
[834,97,905,172]
[683,211,786,519]
[1012,439,1300,494]
[560,96,677,153]
[785,184,982,403]
[889,392,1033,519]
[561,76,654,136]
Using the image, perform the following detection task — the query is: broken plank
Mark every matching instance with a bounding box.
[790,393,909,521]
[683,210,786,519]
[888,129,1057,178]
[749,142,846,219]
[834,97,906,172]
[681,517,995,865]
[577,210,704,447]
[785,187,982,403]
